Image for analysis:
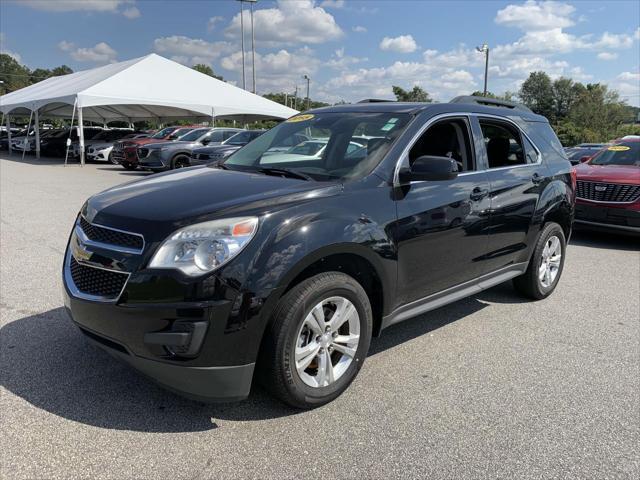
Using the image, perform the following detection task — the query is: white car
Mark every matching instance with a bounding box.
[85,130,142,163]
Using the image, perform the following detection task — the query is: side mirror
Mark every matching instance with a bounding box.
[399,155,459,183]
[201,138,211,145]
[579,155,591,163]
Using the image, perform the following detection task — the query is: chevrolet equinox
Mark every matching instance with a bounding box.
[63,97,575,409]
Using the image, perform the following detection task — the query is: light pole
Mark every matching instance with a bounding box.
[237,0,257,92]
[303,74,310,110]
[476,43,489,96]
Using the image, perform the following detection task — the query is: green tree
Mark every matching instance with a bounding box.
[519,71,554,120]
[192,64,223,81]
[551,77,584,121]
[568,83,628,141]
[392,85,432,102]
[263,92,329,110]
[0,53,31,93]
[51,65,73,76]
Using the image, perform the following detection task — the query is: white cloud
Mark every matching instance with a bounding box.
[325,48,367,69]
[320,0,344,8]
[352,25,367,33]
[597,52,618,61]
[617,71,640,82]
[495,0,576,31]
[592,32,635,49]
[611,71,640,105]
[207,16,224,32]
[379,35,417,53]
[153,36,234,65]
[58,41,117,63]
[20,0,140,18]
[220,47,321,93]
[224,0,343,47]
[122,6,140,19]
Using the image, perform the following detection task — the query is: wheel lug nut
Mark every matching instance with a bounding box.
[332,331,338,338]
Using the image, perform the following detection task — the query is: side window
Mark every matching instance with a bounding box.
[523,136,540,164]
[479,120,526,168]
[408,118,475,172]
[223,130,238,140]
[207,130,225,142]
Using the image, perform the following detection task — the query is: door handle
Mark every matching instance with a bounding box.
[470,187,489,201]
[531,172,543,185]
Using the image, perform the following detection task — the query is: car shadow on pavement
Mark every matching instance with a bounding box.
[1,293,503,432]
[96,166,151,177]
[569,229,639,251]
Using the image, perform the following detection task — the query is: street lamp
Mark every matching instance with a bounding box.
[303,74,310,110]
[476,43,489,96]
[236,0,257,92]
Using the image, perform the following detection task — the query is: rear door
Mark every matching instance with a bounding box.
[472,116,547,272]
[394,115,492,306]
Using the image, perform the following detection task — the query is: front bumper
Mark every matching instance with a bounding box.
[574,201,640,234]
[138,150,169,170]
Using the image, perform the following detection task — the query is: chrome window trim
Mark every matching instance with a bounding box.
[393,111,544,186]
[78,216,145,254]
[64,249,130,304]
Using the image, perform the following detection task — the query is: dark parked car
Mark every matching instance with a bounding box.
[40,127,104,157]
[564,143,609,165]
[190,129,266,166]
[137,127,242,171]
[574,137,639,234]
[63,97,574,408]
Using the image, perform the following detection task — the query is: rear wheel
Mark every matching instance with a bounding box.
[260,272,372,409]
[513,222,566,299]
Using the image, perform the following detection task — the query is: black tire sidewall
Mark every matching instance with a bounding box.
[173,155,189,169]
[278,275,372,407]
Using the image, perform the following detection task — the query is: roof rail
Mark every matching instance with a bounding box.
[357,98,396,103]
[449,95,532,112]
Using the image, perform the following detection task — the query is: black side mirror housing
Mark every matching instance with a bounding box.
[399,155,459,183]
[201,138,211,145]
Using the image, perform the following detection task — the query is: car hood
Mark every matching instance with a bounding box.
[145,140,197,150]
[576,163,640,185]
[84,166,340,236]
[87,141,116,149]
[119,137,167,147]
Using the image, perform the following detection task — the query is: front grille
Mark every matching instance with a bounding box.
[79,216,143,251]
[69,257,128,299]
[576,181,640,203]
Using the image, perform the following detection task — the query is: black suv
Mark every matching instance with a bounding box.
[63,97,575,408]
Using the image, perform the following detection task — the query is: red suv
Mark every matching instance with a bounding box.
[574,137,640,234]
[112,126,200,170]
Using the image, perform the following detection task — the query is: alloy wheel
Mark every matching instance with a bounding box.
[539,235,562,288]
[294,296,361,388]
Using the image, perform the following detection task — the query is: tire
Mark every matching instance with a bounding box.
[172,154,190,169]
[513,222,566,300]
[260,272,373,409]
[108,152,118,165]
[122,162,137,171]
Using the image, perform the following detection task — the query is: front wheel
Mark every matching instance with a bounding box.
[172,154,190,169]
[260,272,372,409]
[513,222,566,299]
[108,152,118,165]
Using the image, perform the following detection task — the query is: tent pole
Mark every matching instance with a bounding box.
[78,107,85,167]
[6,114,12,154]
[211,107,215,127]
[22,110,34,162]
[34,108,40,159]
[65,99,77,167]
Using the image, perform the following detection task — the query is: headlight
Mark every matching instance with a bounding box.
[148,217,258,276]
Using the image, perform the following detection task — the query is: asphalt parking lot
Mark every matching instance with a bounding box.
[1,153,639,480]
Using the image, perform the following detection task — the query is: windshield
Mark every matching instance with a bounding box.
[224,131,261,145]
[222,112,411,181]
[178,128,210,142]
[288,141,327,156]
[152,127,177,139]
[590,142,640,166]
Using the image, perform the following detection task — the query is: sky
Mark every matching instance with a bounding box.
[1,0,639,106]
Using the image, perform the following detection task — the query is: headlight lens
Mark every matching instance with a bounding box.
[148,217,258,276]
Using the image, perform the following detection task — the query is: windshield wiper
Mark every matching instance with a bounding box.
[257,167,313,181]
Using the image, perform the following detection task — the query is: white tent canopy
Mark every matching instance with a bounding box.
[0,53,297,122]
[0,54,297,163]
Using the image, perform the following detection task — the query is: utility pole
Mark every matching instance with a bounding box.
[303,75,310,110]
[294,85,298,110]
[476,43,489,96]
